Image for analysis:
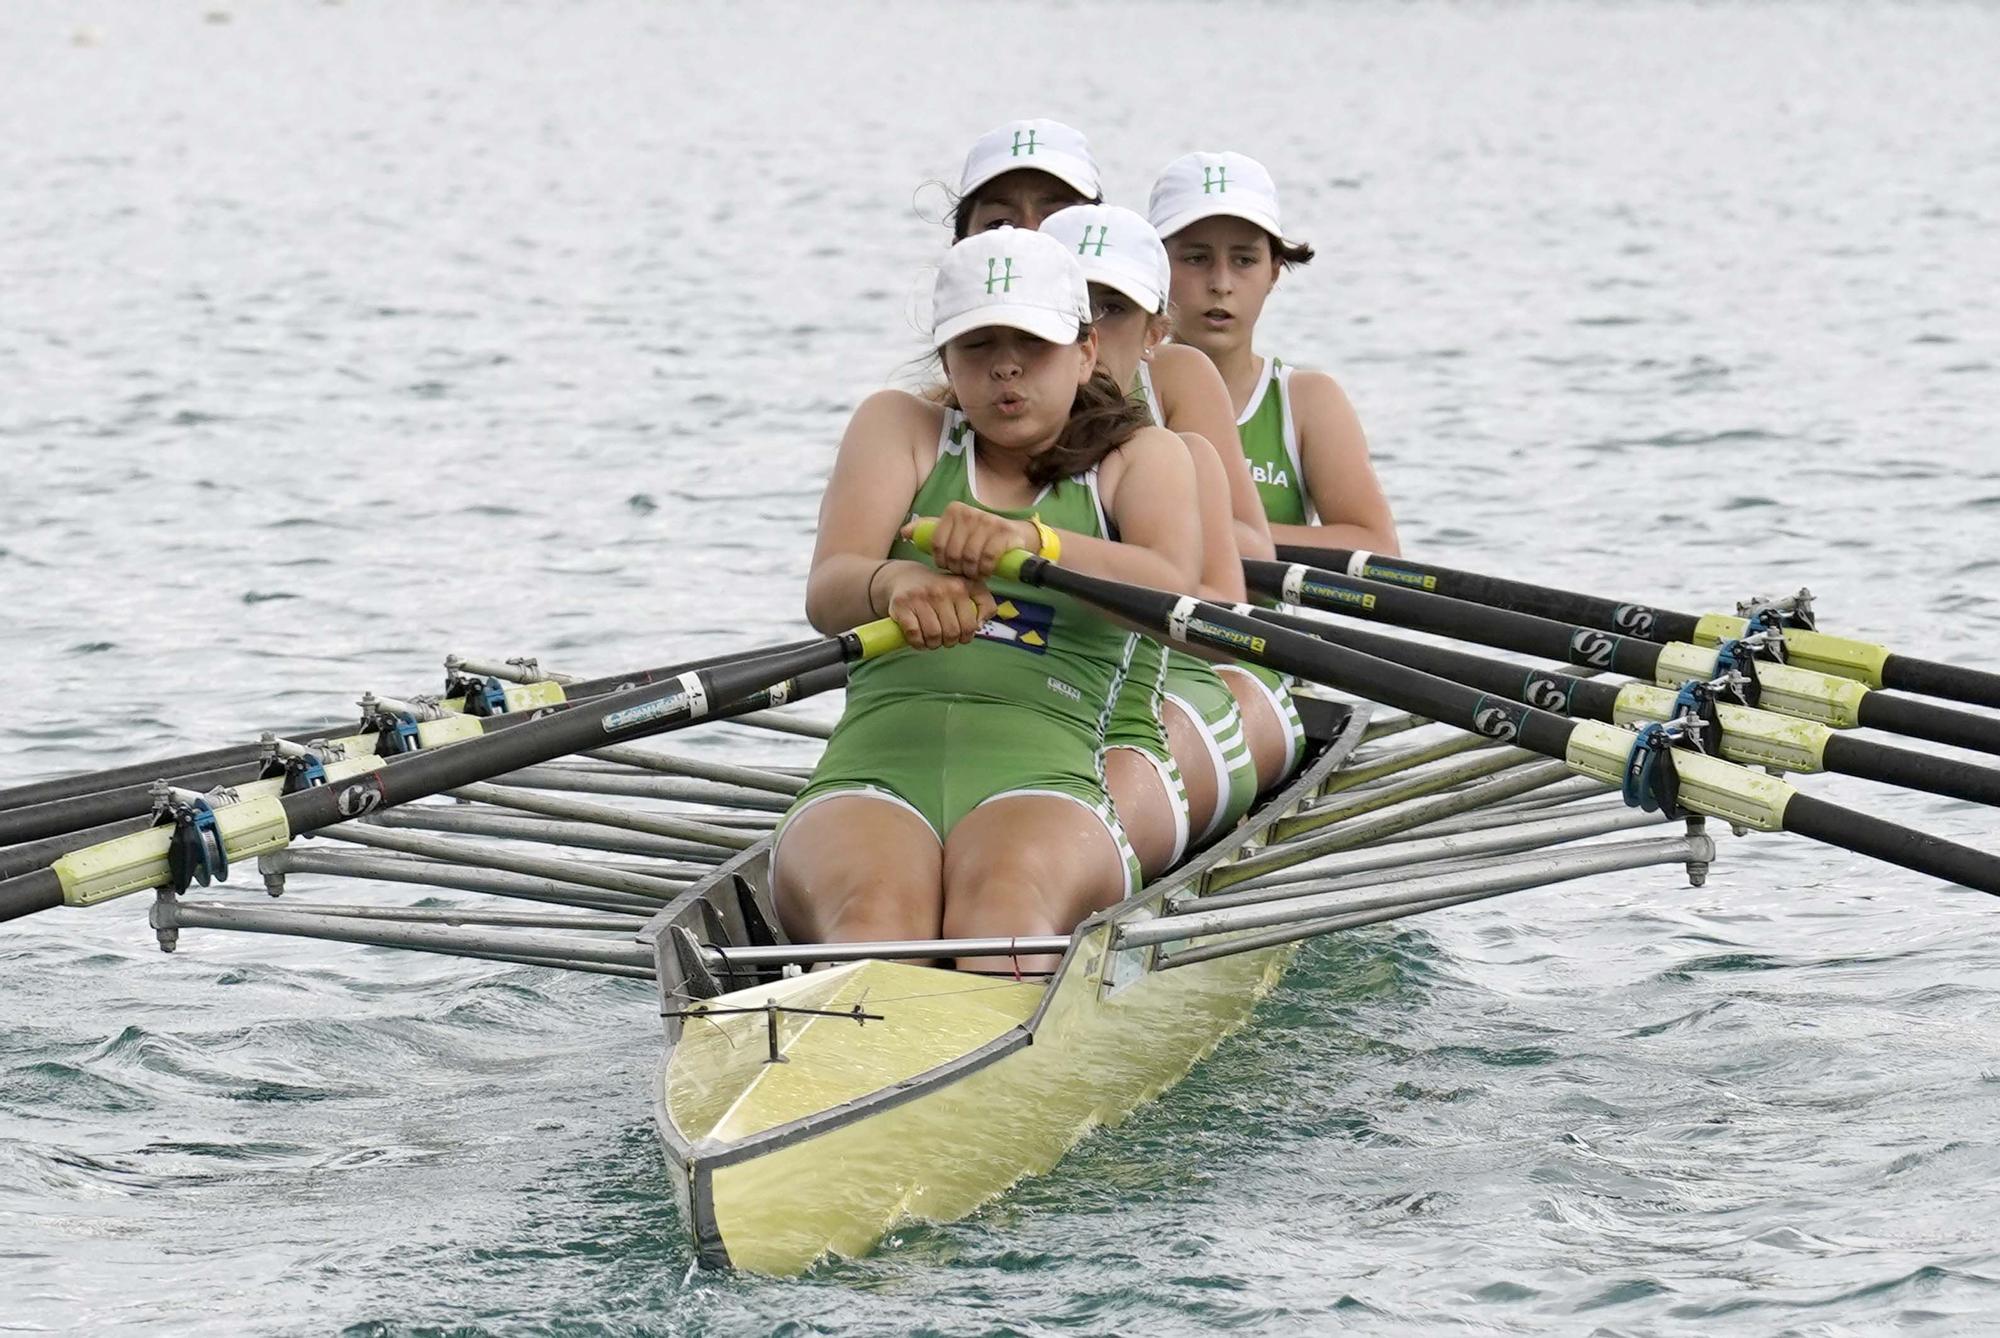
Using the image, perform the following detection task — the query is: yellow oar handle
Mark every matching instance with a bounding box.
[902,519,1035,582]
[852,618,907,660]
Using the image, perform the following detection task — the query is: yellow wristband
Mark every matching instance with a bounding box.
[1030,514,1061,563]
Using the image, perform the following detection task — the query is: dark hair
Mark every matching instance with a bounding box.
[1029,363,1151,487]
[1268,231,1315,270]
[938,321,1151,486]
[950,178,1103,239]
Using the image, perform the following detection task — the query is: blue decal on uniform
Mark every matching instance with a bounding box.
[978,598,1055,655]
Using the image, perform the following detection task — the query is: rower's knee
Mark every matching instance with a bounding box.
[773,799,942,944]
[1225,675,1287,792]
[940,799,1126,941]
[1162,699,1219,835]
[1102,747,1177,880]
[939,848,1065,940]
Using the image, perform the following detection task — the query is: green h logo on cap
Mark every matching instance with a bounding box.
[985,257,1016,293]
[1203,165,1228,194]
[1012,129,1038,157]
[1077,226,1109,257]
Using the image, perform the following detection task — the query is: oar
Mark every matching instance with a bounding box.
[1242,558,2000,760]
[0,638,832,850]
[0,662,849,884]
[1273,544,2000,712]
[0,624,903,924]
[902,526,2000,898]
[1234,602,2000,810]
[0,638,831,820]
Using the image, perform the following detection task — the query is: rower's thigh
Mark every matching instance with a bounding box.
[772,794,943,944]
[940,793,1128,939]
[1222,669,1288,791]
[1162,698,1219,836]
[1102,746,1178,881]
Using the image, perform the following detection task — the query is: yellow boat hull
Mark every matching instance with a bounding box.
[661,929,1293,1274]
[649,699,1368,1273]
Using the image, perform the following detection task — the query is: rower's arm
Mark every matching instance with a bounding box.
[1272,370,1400,556]
[1062,426,1201,593]
[1155,345,1275,562]
[804,390,933,633]
[1182,433,1247,604]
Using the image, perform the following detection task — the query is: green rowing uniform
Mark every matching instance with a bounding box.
[1133,365,1261,838]
[1239,356,1312,525]
[785,408,1141,893]
[1100,369,1191,863]
[1229,356,1308,774]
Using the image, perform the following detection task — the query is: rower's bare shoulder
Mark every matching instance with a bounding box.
[1284,366,1348,401]
[848,388,945,435]
[1119,422,1193,461]
[1150,343,1229,397]
[1285,368,1365,443]
[839,389,946,466]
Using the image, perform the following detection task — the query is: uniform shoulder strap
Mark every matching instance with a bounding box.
[1272,361,1315,523]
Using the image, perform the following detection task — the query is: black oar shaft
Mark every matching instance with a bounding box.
[1002,558,2000,898]
[1820,735,2000,808]
[1242,604,1624,720]
[1254,558,2000,761]
[1279,544,2000,712]
[1857,691,2000,758]
[1882,654,2000,713]
[0,639,834,849]
[1780,793,2000,891]
[0,639,876,924]
[1249,608,2000,810]
[1273,544,1705,642]
[1244,559,1665,679]
[0,816,151,882]
[0,639,830,818]
[0,744,277,817]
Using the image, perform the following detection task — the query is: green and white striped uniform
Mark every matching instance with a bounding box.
[1100,626,1190,866]
[785,409,1142,896]
[1135,365,1260,838]
[1229,356,1308,775]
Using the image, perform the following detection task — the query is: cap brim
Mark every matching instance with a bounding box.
[1152,200,1283,243]
[1086,274,1165,315]
[934,304,1080,348]
[960,152,1100,201]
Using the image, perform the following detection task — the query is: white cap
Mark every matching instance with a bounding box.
[1147,151,1284,241]
[931,227,1092,348]
[959,119,1101,200]
[1039,204,1169,315]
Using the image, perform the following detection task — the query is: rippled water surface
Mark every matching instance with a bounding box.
[4,2,1998,1333]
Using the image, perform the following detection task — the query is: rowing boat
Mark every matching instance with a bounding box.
[644,695,1365,1271]
[638,687,1727,1272]
[5,546,1994,1275]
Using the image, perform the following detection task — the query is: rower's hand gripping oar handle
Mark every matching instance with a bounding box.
[902,519,1038,583]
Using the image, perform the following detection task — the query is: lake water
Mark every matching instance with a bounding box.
[3,1,1998,1332]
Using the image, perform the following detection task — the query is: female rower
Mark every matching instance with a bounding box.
[949,118,1102,237]
[1038,203,1269,853]
[1150,151,1400,784]
[774,228,1201,972]
[1148,151,1399,556]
